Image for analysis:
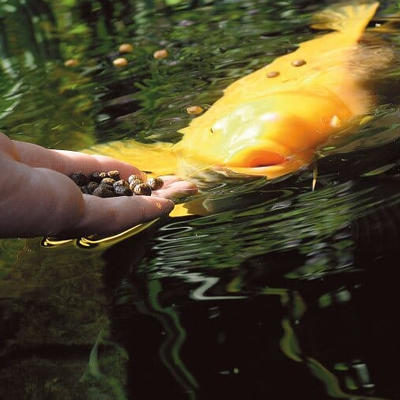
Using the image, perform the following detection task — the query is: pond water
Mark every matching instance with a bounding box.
[1,0,400,399]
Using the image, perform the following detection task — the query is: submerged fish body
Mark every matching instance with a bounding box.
[87,2,388,182]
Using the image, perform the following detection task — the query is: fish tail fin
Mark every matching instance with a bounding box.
[83,139,178,177]
[311,2,379,36]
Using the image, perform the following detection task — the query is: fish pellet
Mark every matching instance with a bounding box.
[69,170,164,198]
[291,59,307,67]
[113,57,128,67]
[266,71,280,78]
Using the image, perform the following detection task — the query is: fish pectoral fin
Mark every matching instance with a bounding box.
[82,139,178,177]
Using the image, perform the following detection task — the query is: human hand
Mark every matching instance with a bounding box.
[0,133,197,238]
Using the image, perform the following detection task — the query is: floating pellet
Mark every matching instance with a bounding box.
[266,71,280,78]
[178,20,194,27]
[69,172,89,186]
[119,43,133,53]
[186,105,204,115]
[64,59,79,67]
[133,183,152,196]
[153,49,168,59]
[113,57,128,67]
[147,177,164,190]
[291,59,307,67]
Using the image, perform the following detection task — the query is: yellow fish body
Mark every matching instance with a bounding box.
[87,2,387,182]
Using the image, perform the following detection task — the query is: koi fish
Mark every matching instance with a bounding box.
[86,2,390,183]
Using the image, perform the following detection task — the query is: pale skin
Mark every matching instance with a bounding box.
[0,132,197,238]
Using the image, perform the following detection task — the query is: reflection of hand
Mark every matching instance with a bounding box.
[0,133,197,238]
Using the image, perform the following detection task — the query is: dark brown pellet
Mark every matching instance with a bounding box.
[89,172,103,183]
[81,181,99,194]
[69,172,89,186]
[114,185,133,196]
[93,185,115,198]
[86,181,99,193]
[80,185,92,194]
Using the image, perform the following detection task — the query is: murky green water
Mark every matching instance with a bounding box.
[1,1,400,399]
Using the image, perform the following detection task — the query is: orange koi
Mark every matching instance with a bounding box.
[86,2,390,183]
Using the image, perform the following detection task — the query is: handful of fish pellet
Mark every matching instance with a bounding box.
[69,170,164,198]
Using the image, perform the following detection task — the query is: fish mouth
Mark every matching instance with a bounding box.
[224,149,285,169]
[221,148,310,179]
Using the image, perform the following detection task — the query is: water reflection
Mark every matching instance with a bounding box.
[103,158,400,399]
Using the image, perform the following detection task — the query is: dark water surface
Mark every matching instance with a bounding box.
[1,1,400,399]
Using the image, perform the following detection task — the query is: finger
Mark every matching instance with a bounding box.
[152,178,198,199]
[54,151,148,180]
[156,175,182,186]
[65,194,175,237]
[13,141,147,180]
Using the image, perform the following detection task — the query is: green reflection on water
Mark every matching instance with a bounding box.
[149,181,376,275]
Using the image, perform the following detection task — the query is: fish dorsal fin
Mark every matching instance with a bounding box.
[311,2,379,37]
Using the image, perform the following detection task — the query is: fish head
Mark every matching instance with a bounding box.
[207,102,315,178]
